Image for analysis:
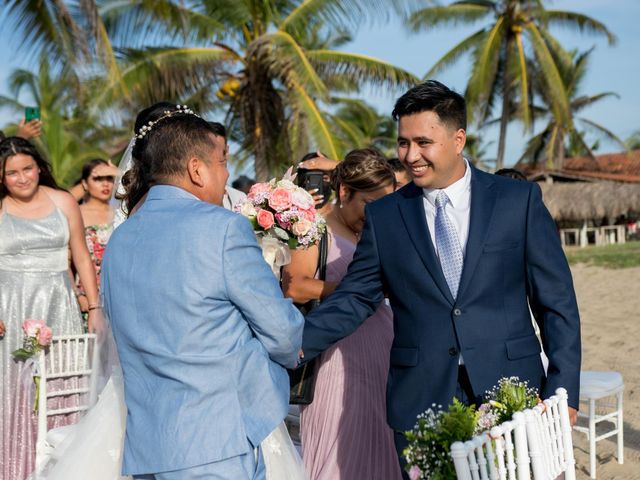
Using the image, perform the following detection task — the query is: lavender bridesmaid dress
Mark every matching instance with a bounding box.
[300,230,402,480]
[0,208,84,480]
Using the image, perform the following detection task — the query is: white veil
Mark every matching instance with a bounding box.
[112,138,135,229]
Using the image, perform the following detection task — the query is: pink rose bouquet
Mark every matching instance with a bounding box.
[13,319,53,360]
[235,169,326,250]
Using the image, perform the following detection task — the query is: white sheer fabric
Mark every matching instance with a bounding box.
[112,139,135,229]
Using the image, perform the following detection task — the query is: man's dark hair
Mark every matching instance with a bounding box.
[208,121,226,139]
[494,168,527,181]
[386,157,408,174]
[231,175,255,191]
[0,130,5,142]
[392,80,466,131]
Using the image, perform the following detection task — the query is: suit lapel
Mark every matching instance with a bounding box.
[457,167,498,300]
[398,184,455,305]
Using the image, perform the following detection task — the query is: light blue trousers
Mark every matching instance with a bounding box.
[133,447,265,480]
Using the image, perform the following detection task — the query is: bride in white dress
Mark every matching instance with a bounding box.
[37,132,306,479]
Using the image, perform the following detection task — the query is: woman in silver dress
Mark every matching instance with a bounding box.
[0,137,102,480]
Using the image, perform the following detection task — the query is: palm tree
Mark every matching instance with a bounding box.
[0,59,125,187]
[517,48,625,169]
[409,0,615,170]
[331,98,397,157]
[626,130,640,150]
[97,0,419,180]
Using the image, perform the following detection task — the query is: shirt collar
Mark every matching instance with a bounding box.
[423,159,471,208]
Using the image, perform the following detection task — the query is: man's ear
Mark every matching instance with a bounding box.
[455,128,467,155]
[186,157,205,188]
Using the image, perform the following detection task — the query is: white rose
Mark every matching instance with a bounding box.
[240,202,257,217]
[277,179,298,191]
[291,219,313,236]
[290,188,314,210]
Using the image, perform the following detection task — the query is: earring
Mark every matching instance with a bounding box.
[339,203,343,209]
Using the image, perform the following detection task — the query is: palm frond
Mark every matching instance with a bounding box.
[514,32,531,131]
[409,4,491,31]
[577,117,627,149]
[424,28,485,78]
[542,10,616,44]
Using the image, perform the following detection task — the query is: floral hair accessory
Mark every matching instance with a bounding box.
[133,104,198,144]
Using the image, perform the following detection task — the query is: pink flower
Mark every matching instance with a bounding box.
[247,182,271,200]
[291,218,313,237]
[256,209,275,230]
[268,187,293,212]
[409,465,422,480]
[275,213,291,229]
[37,325,53,346]
[23,319,46,337]
[299,208,316,222]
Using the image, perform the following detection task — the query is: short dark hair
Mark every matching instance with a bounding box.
[494,168,527,181]
[386,157,407,173]
[231,175,255,190]
[208,121,227,139]
[392,80,466,131]
[121,102,217,214]
[0,136,61,203]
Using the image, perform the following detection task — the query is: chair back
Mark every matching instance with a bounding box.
[524,387,576,480]
[35,334,98,472]
[451,412,530,480]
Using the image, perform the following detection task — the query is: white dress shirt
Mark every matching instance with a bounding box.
[422,159,472,258]
[422,159,472,365]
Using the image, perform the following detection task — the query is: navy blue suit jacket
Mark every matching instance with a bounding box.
[303,166,581,431]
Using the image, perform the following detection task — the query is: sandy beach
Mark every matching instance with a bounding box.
[571,264,640,479]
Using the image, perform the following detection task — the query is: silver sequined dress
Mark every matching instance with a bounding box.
[0,208,83,480]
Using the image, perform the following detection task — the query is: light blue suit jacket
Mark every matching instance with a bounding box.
[102,185,304,476]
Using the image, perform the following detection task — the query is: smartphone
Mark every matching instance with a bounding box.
[297,169,331,208]
[25,107,40,122]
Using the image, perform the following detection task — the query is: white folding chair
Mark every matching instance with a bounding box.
[450,411,530,480]
[34,334,98,475]
[573,371,624,479]
[524,387,576,480]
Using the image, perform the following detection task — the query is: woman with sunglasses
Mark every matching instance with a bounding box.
[75,159,116,313]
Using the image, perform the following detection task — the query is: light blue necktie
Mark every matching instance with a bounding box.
[435,190,463,299]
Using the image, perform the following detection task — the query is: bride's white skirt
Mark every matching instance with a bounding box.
[37,371,305,479]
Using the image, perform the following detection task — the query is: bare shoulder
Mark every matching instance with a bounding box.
[43,187,80,214]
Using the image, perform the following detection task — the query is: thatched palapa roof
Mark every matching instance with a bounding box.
[539,182,640,221]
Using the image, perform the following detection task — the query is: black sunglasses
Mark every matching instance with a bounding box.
[90,175,116,183]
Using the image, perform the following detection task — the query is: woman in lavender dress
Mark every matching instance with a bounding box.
[283,148,401,480]
[0,137,101,480]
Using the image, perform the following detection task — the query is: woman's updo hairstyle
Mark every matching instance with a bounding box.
[330,147,396,204]
[119,102,183,215]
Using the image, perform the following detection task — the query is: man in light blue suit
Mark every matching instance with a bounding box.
[101,106,303,479]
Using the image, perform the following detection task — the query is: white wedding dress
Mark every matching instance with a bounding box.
[36,142,306,479]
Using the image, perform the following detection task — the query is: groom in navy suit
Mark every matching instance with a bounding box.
[302,81,581,473]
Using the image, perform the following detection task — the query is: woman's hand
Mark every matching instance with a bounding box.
[17,119,42,139]
[77,294,89,313]
[87,309,105,334]
[298,152,339,172]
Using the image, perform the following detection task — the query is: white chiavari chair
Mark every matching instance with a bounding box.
[34,334,98,476]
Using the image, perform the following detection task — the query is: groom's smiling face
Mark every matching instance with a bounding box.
[397,110,466,190]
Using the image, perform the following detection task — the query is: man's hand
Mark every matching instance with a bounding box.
[568,406,578,427]
[17,119,42,139]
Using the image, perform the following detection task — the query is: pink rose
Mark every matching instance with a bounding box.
[268,187,292,212]
[247,182,271,199]
[275,213,291,229]
[37,325,53,346]
[291,218,313,237]
[256,209,275,230]
[299,208,316,222]
[409,465,422,480]
[23,319,46,337]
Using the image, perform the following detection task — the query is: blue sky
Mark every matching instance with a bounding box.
[1,0,639,171]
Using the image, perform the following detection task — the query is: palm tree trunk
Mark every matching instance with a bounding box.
[496,37,515,171]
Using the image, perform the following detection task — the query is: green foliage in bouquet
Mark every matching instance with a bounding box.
[485,376,539,424]
[403,399,479,480]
